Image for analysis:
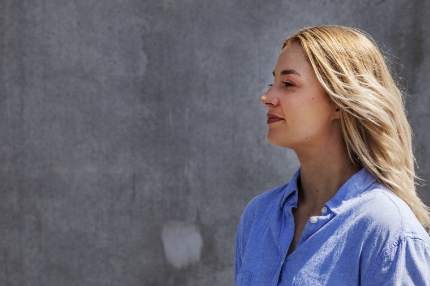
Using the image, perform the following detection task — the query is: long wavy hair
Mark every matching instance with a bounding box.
[283,26,430,231]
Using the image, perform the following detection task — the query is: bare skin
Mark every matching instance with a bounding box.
[260,42,360,255]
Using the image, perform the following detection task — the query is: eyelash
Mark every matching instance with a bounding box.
[268,82,294,87]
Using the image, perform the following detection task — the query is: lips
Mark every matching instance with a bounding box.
[267,113,284,124]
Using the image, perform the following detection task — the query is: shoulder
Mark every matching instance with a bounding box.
[363,233,430,284]
[342,184,430,283]
[361,198,430,284]
[240,182,289,222]
[236,182,290,245]
[337,182,429,258]
[354,184,428,239]
[235,182,290,267]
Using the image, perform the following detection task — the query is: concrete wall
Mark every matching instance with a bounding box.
[0,1,428,285]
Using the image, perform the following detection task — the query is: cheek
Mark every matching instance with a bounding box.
[296,101,333,132]
[280,97,296,115]
[306,93,333,116]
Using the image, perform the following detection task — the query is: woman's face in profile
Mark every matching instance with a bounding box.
[260,42,339,151]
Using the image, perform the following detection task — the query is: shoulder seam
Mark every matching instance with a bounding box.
[362,236,401,283]
[363,235,430,283]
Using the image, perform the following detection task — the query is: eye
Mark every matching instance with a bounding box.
[282,81,294,87]
[268,84,273,87]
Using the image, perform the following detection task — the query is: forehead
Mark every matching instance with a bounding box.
[274,42,312,75]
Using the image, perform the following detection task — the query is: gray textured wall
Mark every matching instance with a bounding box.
[0,1,429,285]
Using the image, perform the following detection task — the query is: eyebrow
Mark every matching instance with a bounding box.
[272,69,301,77]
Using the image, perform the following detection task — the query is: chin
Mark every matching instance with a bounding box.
[268,132,302,150]
[267,134,290,148]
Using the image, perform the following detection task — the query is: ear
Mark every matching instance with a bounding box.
[332,106,341,120]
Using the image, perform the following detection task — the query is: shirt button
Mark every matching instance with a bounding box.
[321,206,327,214]
[310,217,317,223]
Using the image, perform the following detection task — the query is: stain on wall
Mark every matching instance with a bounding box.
[162,221,203,269]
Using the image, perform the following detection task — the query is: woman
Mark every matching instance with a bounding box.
[235,26,430,285]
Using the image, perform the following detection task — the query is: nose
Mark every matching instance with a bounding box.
[260,88,279,106]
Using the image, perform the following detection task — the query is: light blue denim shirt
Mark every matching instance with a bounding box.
[235,168,430,285]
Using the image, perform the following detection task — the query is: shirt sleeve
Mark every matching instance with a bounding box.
[235,213,244,278]
[363,236,430,285]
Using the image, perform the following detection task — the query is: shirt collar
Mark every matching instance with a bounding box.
[280,168,377,212]
[325,167,376,214]
[280,168,301,209]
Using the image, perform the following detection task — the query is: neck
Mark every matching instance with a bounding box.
[294,134,360,209]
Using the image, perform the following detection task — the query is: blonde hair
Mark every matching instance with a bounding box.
[283,25,430,231]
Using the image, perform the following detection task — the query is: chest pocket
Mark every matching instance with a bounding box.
[235,271,253,286]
